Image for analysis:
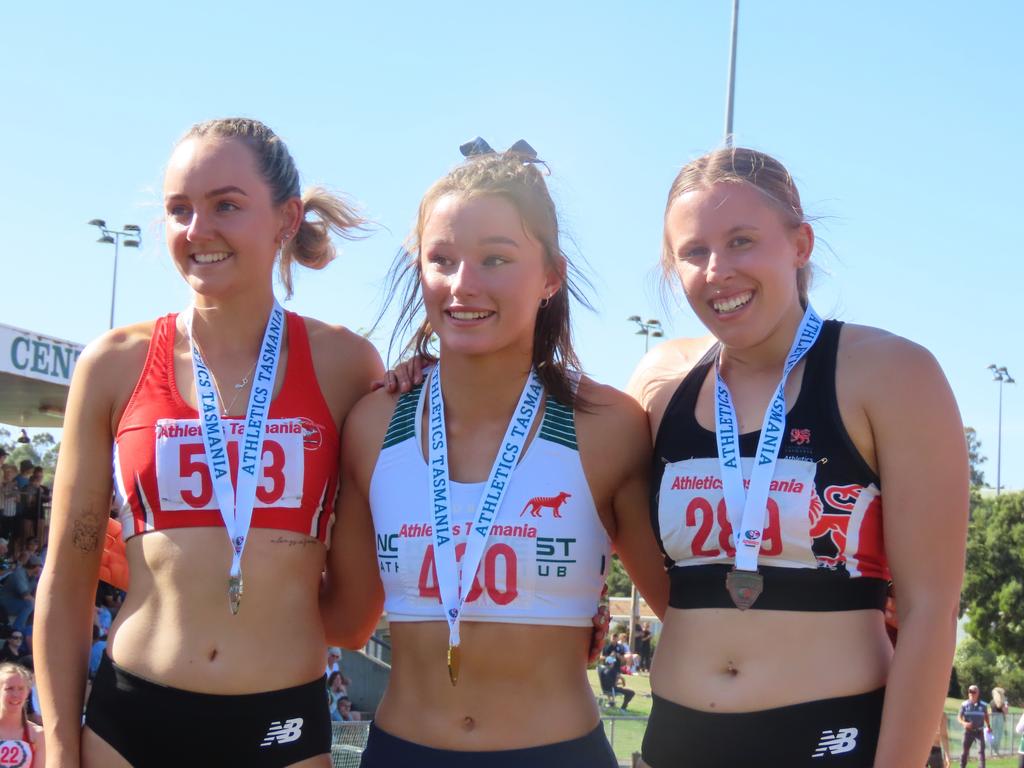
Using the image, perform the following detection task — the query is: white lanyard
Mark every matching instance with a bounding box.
[426,363,543,681]
[185,301,285,614]
[714,305,822,574]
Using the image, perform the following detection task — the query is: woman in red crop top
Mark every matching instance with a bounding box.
[628,148,968,767]
[320,141,668,768]
[35,118,383,767]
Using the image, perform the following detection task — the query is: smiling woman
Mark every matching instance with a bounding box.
[34,118,384,768]
[320,143,668,768]
[628,147,968,768]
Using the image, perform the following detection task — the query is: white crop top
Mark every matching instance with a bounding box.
[370,383,611,626]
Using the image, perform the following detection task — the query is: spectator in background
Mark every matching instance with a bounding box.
[0,557,41,632]
[326,647,343,677]
[327,670,350,708]
[992,687,1009,757]
[14,462,31,491]
[1,468,18,542]
[0,632,28,665]
[959,685,991,768]
[0,539,15,582]
[598,655,635,712]
[334,696,360,722]
[636,622,653,673]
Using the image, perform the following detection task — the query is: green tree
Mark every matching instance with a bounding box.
[606,554,632,597]
[965,427,987,488]
[961,491,1024,665]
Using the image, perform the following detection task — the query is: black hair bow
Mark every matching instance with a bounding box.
[459,137,543,166]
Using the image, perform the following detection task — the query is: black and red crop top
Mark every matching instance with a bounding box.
[651,320,890,612]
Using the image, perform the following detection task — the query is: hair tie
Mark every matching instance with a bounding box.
[459,137,547,172]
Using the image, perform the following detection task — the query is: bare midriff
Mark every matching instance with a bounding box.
[107,527,327,693]
[376,621,598,750]
[651,606,892,712]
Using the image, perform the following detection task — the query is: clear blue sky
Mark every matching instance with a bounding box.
[1,1,1020,489]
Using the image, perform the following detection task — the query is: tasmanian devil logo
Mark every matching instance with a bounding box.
[790,428,811,445]
[520,491,571,518]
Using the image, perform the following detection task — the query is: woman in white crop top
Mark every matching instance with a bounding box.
[321,140,668,767]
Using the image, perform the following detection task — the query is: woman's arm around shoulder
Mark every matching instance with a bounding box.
[841,326,968,768]
[35,323,153,766]
[576,378,669,619]
[626,335,715,435]
[320,387,395,649]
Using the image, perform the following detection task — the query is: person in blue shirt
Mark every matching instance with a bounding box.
[958,685,991,768]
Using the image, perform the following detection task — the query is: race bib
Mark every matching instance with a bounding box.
[658,457,818,568]
[154,418,304,511]
[0,741,29,768]
[396,518,537,612]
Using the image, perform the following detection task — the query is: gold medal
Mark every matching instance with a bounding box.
[447,643,460,686]
[228,574,244,615]
[725,568,763,610]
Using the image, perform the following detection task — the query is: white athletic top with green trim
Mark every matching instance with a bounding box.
[370,382,610,626]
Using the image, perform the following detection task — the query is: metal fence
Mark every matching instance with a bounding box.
[330,722,371,768]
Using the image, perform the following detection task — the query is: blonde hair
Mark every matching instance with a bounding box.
[180,118,365,298]
[0,662,33,731]
[381,149,591,407]
[662,147,812,307]
[992,687,1006,709]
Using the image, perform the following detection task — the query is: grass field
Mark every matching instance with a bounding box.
[588,674,1023,767]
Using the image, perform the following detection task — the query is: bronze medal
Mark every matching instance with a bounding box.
[725,568,763,610]
[228,574,244,615]
[447,643,461,686]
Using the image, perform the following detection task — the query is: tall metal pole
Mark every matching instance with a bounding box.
[988,365,1015,496]
[109,234,121,330]
[997,377,1004,496]
[625,316,663,654]
[90,220,141,330]
[724,0,740,146]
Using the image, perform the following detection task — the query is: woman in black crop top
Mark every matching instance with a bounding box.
[628,148,967,767]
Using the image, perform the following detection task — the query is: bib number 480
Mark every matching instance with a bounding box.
[418,542,518,605]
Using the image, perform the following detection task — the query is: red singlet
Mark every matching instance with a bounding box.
[113,311,339,544]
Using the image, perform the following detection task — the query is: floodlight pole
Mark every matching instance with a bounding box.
[724,0,740,147]
[988,365,1015,495]
[89,220,142,329]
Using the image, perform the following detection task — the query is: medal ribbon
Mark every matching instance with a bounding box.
[186,301,286,587]
[426,363,543,648]
[714,305,823,572]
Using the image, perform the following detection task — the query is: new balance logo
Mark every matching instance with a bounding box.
[811,727,858,758]
[260,717,304,747]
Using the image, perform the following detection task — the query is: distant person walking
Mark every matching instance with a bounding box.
[959,685,991,768]
[991,687,1009,756]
